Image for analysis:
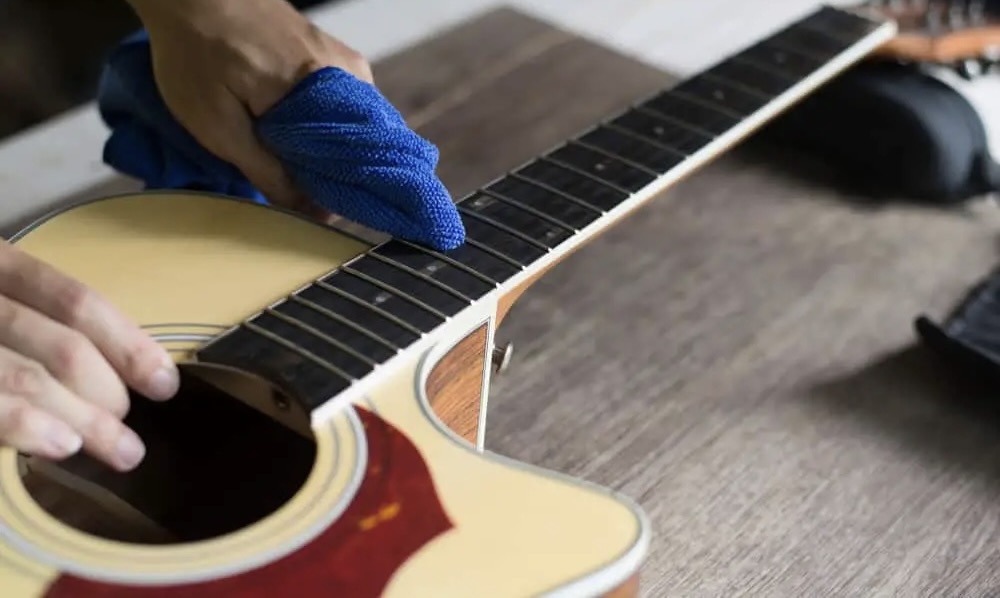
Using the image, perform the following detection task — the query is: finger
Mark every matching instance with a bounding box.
[193,93,309,212]
[208,97,309,210]
[0,294,129,418]
[0,395,82,461]
[0,347,145,471]
[327,40,374,83]
[0,244,179,401]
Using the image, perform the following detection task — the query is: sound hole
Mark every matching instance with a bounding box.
[19,365,317,545]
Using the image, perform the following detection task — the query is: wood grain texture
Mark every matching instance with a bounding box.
[380,7,1000,597]
[425,324,488,446]
[376,7,668,199]
[602,573,640,598]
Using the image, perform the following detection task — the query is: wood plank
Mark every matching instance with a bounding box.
[381,8,670,197]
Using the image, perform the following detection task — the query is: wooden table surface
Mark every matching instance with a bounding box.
[387,8,1000,597]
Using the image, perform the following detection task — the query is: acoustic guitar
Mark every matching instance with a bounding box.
[0,4,967,597]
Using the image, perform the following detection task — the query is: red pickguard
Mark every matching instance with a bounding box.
[45,407,455,597]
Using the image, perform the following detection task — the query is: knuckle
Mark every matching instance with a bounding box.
[48,331,92,377]
[0,299,22,332]
[105,388,131,420]
[0,403,32,438]
[78,411,123,450]
[120,340,163,384]
[0,362,48,398]
[341,49,373,82]
[52,281,93,328]
[310,29,372,82]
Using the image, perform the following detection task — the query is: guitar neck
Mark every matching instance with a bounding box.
[195,5,898,424]
[445,5,897,292]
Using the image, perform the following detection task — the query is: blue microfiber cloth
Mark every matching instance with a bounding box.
[96,31,465,250]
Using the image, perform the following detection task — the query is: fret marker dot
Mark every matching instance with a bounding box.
[772,51,786,63]
[594,162,607,171]
[653,126,665,136]
[712,89,725,100]
[374,291,392,305]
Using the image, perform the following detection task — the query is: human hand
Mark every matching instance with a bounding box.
[126,0,374,219]
[0,242,179,472]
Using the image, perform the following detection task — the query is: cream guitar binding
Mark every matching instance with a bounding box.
[0,6,895,597]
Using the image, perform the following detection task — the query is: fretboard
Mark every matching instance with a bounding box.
[197,5,896,413]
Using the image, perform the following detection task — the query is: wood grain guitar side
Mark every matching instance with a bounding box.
[425,324,488,446]
[604,574,640,598]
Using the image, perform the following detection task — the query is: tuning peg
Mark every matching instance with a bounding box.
[950,53,1000,79]
[491,341,513,374]
[955,58,985,79]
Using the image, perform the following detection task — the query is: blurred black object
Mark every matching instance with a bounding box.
[0,0,336,140]
[916,267,1000,386]
[763,60,1000,204]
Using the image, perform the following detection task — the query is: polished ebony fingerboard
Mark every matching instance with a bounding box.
[197,5,892,412]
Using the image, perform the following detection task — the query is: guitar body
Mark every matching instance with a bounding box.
[0,192,649,597]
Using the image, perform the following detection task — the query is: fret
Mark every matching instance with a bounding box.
[460,192,573,248]
[243,321,353,381]
[243,321,355,383]
[515,160,626,212]
[278,297,399,362]
[670,74,772,117]
[577,125,686,173]
[508,172,607,215]
[366,251,476,302]
[250,312,373,379]
[638,92,738,136]
[767,29,844,63]
[392,238,520,283]
[374,239,502,292]
[297,284,421,345]
[464,234,532,268]
[318,271,443,332]
[734,39,824,80]
[458,207,551,266]
[703,59,793,98]
[571,139,660,176]
[198,325,351,411]
[800,5,880,43]
[339,262,458,319]
[767,20,856,61]
[611,109,713,155]
[488,176,602,229]
[264,307,378,367]
[545,144,655,192]
[481,188,578,232]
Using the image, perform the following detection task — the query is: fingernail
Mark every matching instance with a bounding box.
[148,364,180,400]
[46,423,82,456]
[115,431,146,471]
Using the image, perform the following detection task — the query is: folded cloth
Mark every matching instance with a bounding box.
[96,30,465,250]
